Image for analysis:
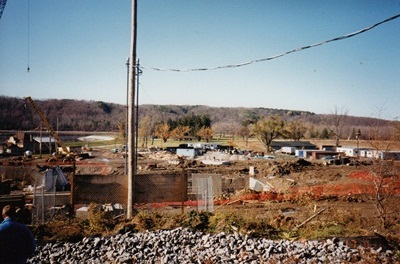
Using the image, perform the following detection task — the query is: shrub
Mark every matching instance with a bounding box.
[132,210,156,231]
[183,210,211,232]
[209,211,246,233]
[86,203,118,234]
[244,218,279,238]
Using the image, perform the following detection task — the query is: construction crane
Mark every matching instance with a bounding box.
[24,96,70,155]
[0,0,6,20]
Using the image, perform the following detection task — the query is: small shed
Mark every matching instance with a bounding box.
[32,136,57,154]
[176,148,202,158]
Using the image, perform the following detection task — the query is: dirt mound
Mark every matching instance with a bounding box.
[252,158,315,178]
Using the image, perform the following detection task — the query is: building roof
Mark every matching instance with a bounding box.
[33,137,57,144]
[271,141,317,149]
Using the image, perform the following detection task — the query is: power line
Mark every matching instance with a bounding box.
[141,13,400,73]
[27,0,30,72]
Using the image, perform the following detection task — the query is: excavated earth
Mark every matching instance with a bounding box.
[2,147,400,263]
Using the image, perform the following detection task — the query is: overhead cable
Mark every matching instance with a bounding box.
[141,13,400,72]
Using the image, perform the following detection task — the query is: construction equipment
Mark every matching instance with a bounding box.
[24,96,69,155]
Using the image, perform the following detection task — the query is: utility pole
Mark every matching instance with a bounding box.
[125,58,129,175]
[39,123,43,158]
[356,129,361,159]
[127,0,137,219]
[135,59,141,170]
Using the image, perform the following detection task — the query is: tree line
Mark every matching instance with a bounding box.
[137,107,398,153]
[1,96,396,150]
[0,96,125,131]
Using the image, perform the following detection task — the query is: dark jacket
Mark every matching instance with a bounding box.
[0,217,36,264]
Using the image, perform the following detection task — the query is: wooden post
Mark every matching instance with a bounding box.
[294,208,325,231]
[181,169,187,214]
[127,0,137,219]
[70,162,75,212]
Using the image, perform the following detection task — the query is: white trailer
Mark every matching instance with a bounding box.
[280,146,296,155]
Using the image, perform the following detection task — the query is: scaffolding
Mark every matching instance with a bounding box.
[192,174,214,212]
[31,167,70,224]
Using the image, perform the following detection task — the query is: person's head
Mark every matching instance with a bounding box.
[2,205,16,219]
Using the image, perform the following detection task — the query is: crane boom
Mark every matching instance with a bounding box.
[24,96,69,154]
[0,0,6,20]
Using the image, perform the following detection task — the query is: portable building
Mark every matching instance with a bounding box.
[295,149,315,158]
[280,146,296,155]
[176,148,202,158]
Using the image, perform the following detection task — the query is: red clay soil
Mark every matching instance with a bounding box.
[239,170,400,202]
[143,170,400,208]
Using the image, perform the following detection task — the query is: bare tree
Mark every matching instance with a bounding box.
[368,108,393,152]
[366,109,399,229]
[391,119,400,140]
[237,125,251,146]
[328,106,349,147]
[117,120,126,144]
[212,120,241,140]
[138,115,154,148]
[368,160,398,229]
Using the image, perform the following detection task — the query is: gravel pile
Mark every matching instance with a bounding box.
[28,227,396,263]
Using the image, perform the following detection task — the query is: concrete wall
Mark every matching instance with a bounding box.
[1,167,245,207]
[221,174,247,195]
[74,174,128,204]
[73,172,245,205]
[134,173,187,203]
[74,173,188,204]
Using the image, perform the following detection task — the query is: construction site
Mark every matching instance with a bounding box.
[1,1,400,261]
[0,97,399,258]
[1,125,400,250]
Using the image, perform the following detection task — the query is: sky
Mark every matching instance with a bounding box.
[1,1,400,120]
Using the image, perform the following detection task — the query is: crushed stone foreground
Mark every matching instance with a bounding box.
[27,227,396,263]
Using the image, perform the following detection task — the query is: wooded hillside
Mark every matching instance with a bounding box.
[0,96,391,139]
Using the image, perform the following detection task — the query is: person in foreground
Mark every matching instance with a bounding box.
[0,205,36,264]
